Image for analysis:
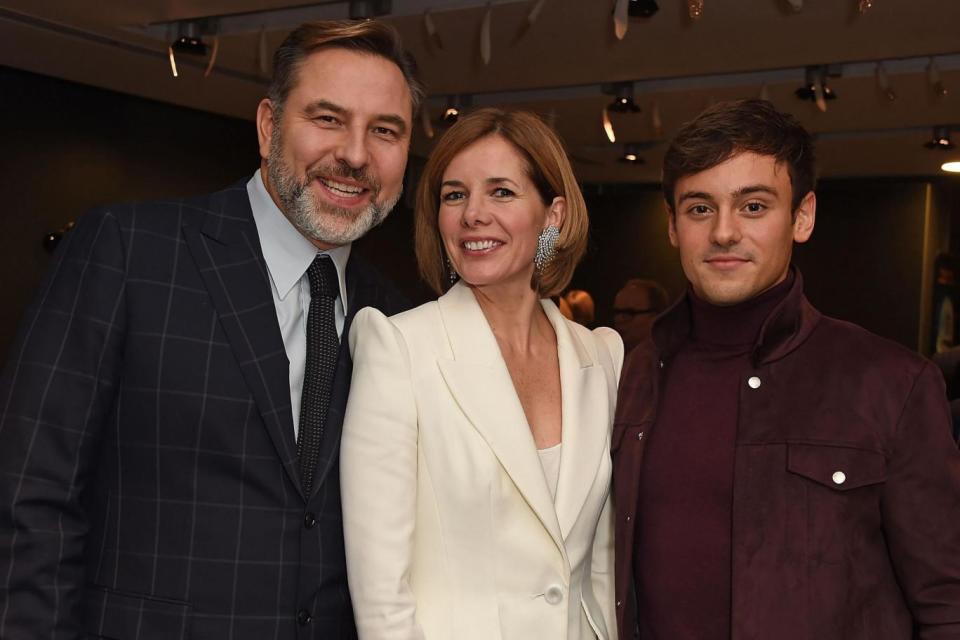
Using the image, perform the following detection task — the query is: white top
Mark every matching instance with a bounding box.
[538,443,563,502]
[247,170,351,438]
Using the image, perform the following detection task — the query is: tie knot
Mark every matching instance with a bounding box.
[306,255,340,299]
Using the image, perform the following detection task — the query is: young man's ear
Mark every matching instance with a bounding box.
[792,191,816,244]
[256,99,276,161]
[666,202,679,248]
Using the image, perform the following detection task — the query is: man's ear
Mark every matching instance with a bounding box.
[256,98,276,161]
[666,203,679,248]
[792,191,816,244]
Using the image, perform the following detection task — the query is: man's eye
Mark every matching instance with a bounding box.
[373,126,397,137]
[744,202,766,213]
[314,115,339,124]
[689,204,711,216]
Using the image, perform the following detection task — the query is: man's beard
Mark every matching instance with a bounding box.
[267,128,400,246]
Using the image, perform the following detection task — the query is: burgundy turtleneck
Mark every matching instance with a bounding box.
[634,272,794,640]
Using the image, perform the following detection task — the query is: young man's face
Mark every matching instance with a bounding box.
[668,151,815,306]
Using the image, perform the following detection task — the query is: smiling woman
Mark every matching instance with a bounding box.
[341,108,624,640]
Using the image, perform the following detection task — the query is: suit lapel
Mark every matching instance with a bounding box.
[436,283,566,554]
[182,184,302,499]
[545,303,610,540]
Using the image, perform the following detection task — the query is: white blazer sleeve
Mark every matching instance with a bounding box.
[591,326,624,639]
[341,307,425,640]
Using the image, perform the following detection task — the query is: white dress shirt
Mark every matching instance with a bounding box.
[247,170,350,438]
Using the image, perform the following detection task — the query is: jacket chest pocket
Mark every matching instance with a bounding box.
[786,443,887,562]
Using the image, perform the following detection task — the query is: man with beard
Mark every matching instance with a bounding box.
[612,99,960,639]
[0,20,420,640]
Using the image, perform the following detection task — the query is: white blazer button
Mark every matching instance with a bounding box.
[544,585,564,605]
[747,376,761,389]
[832,471,846,485]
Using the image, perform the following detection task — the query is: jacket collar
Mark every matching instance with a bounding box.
[652,266,822,366]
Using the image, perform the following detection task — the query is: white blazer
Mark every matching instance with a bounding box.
[341,281,624,640]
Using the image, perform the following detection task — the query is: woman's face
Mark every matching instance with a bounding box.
[438,135,563,291]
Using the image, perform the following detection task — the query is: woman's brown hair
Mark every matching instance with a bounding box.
[414,108,588,297]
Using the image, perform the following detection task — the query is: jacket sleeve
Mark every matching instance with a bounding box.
[341,307,424,640]
[881,361,960,638]
[591,326,624,639]
[0,208,127,639]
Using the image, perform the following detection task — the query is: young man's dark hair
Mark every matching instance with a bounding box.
[662,98,816,213]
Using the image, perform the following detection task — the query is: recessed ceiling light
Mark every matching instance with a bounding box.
[943,161,960,174]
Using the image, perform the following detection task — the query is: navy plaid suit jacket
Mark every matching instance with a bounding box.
[0,181,409,639]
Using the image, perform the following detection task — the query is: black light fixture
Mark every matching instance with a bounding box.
[348,0,392,20]
[442,95,471,125]
[618,143,646,164]
[628,0,660,17]
[925,126,955,150]
[795,66,837,102]
[606,82,641,113]
[171,22,208,57]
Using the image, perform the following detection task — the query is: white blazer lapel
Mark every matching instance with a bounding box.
[436,283,565,551]
[543,302,611,540]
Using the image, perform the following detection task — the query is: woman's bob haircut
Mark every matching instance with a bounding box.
[414,108,589,298]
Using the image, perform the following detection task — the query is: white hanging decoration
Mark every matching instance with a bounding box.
[651,101,663,137]
[204,35,220,77]
[527,0,548,24]
[814,80,827,113]
[480,4,492,65]
[602,107,616,143]
[614,0,628,40]
[424,9,444,50]
[928,58,948,98]
[688,0,704,20]
[759,82,771,102]
[786,0,803,11]
[421,106,435,139]
[168,46,179,78]
[258,26,270,77]
[875,62,896,101]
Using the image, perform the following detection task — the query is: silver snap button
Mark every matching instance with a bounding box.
[747,376,761,389]
[832,471,846,485]
[658,360,664,369]
[637,432,644,441]
[544,584,564,605]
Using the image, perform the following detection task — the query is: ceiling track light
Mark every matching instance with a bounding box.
[603,82,641,113]
[441,95,471,125]
[628,0,660,18]
[619,143,646,164]
[795,65,838,111]
[925,126,955,150]
[168,20,215,77]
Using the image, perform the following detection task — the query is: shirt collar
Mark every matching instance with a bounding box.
[247,170,351,308]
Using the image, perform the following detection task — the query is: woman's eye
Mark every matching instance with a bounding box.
[441,191,465,202]
[492,187,515,198]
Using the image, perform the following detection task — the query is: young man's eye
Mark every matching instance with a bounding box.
[689,204,711,216]
[744,202,766,213]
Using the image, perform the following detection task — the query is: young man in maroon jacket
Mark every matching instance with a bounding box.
[612,98,960,640]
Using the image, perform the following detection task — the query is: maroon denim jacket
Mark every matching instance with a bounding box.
[613,271,960,639]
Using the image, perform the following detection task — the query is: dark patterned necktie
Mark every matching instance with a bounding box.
[297,254,340,497]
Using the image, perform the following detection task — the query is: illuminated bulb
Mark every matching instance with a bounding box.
[858,0,873,13]
[942,161,960,173]
[625,153,638,162]
[688,0,704,19]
